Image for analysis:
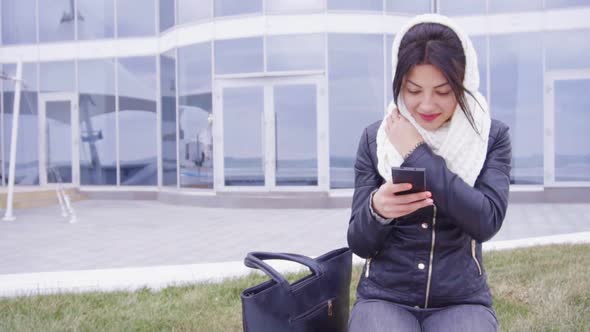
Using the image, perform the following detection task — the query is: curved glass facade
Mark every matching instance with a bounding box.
[1,0,589,194]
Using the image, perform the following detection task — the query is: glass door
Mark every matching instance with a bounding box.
[545,72,590,186]
[273,84,318,187]
[39,93,79,185]
[214,76,327,191]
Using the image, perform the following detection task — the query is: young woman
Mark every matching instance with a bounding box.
[347,14,511,332]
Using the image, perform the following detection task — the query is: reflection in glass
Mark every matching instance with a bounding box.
[215,0,262,16]
[386,0,431,14]
[159,0,175,32]
[266,0,325,14]
[327,0,382,11]
[117,0,156,37]
[555,79,590,182]
[214,37,264,74]
[45,101,72,183]
[161,51,177,186]
[545,0,590,9]
[267,34,325,72]
[78,59,117,185]
[545,30,590,71]
[471,36,488,98]
[178,0,212,24]
[223,87,264,186]
[274,85,318,186]
[1,0,37,44]
[78,0,115,40]
[386,34,394,104]
[328,34,384,188]
[490,33,543,184]
[38,0,75,42]
[178,43,213,188]
[2,63,39,185]
[117,57,158,185]
[489,0,543,13]
[439,0,486,15]
[40,61,75,92]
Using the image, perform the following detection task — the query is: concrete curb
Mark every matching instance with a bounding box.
[1,232,589,298]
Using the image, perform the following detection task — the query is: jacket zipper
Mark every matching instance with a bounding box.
[327,299,333,317]
[365,257,372,278]
[424,204,437,309]
[471,239,483,276]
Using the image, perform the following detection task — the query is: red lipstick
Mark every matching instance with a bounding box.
[419,113,441,122]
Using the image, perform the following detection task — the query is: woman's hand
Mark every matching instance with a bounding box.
[384,108,424,158]
[372,181,433,219]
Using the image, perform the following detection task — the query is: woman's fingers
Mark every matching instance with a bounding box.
[394,198,433,214]
[382,181,411,195]
[392,191,432,204]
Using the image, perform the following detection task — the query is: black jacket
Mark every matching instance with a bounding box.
[347,119,511,309]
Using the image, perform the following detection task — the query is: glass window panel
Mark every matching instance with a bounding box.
[161,50,177,186]
[117,56,158,185]
[78,59,117,185]
[178,0,212,24]
[159,0,175,32]
[328,34,384,188]
[266,34,325,72]
[554,79,590,182]
[545,29,590,71]
[1,0,37,44]
[386,0,431,14]
[178,42,213,189]
[274,84,318,186]
[490,32,543,184]
[77,0,115,40]
[38,0,75,42]
[2,63,39,185]
[223,86,264,186]
[214,37,263,74]
[439,0,486,16]
[117,0,156,37]
[545,0,590,9]
[327,0,382,11]
[266,0,325,14]
[214,0,261,17]
[472,36,488,99]
[386,34,394,104]
[489,0,543,13]
[45,100,73,183]
[40,61,75,92]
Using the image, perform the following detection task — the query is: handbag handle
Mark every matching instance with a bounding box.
[244,252,323,284]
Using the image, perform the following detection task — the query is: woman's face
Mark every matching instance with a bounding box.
[401,64,458,131]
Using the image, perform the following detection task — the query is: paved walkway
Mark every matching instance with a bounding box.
[0,200,589,296]
[1,200,590,275]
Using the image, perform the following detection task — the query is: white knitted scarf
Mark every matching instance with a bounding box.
[376,14,491,187]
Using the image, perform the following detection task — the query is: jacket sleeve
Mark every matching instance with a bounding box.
[346,128,396,258]
[401,124,512,242]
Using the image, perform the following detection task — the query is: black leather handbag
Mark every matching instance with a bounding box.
[241,247,352,332]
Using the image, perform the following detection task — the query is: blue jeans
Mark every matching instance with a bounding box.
[348,299,498,332]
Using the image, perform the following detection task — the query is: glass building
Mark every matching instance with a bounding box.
[0,0,589,205]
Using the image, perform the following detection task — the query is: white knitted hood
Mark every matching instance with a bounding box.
[376,14,491,187]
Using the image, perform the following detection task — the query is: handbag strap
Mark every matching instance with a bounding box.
[244,252,323,284]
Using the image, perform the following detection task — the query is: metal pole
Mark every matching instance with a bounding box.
[3,61,23,222]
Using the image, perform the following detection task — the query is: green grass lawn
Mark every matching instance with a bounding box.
[1,244,589,331]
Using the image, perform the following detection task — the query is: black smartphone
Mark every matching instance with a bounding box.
[391,167,426,195]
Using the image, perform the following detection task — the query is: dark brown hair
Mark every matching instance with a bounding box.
[392,22,482,134]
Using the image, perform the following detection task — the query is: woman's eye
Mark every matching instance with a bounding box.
[437,91,452,96]
[407,90,420,94]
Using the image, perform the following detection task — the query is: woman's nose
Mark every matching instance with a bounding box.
[420,95,437,113]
